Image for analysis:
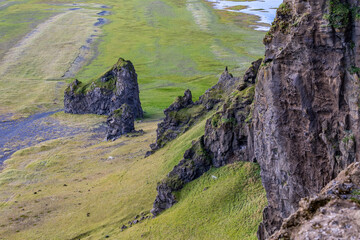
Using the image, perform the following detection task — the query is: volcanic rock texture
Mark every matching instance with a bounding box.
[64,58,143,118]
[253,0,360,238]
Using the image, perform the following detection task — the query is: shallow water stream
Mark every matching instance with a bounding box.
[207,0,283,31]
[0,111,85,163]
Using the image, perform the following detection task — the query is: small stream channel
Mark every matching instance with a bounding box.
[0,110,85,164]
[207,0,283,31]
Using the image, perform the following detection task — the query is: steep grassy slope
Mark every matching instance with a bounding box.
[0,0,268,239]
[0,112,266,239]
[0,0,264,119]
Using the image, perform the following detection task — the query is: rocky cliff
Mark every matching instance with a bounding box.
[146,67,246,156]
[151,63,261,216]
[151,0,360,237]
[271,162,360,240]
[147,63,262,157]
[64,58,143,118]
[253,0,360,238]
[146,89,201,156]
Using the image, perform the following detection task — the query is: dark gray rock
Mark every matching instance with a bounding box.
[64,58,143,118]
[243,59,262,84]
[146,89,204,156]
[150,69,259,216]
[204,82,256,167]
[151,137,211,216]
[106,104,135,141]
[121,225,127,230]
[253,0,360,238]
[146,67,243,157]
[271,162,360,240]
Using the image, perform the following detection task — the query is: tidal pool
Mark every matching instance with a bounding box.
[207,0,283,31]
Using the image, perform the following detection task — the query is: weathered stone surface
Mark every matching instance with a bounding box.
[151,137,211,216]
[270,162,360,240]
[243,59,262,84]
[64,58,143,118]
[106,104,135,141]
[150,64,259,216]
[146,89,200,156]
[253,1,360,238]
[204,83,256,167]
[147,67,244,157]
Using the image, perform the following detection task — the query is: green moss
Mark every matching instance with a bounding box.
[221,117,236,125]
[278,3,291,16]
[211,113,221,128]
[169,104,205,123]
[68,58,134,95]
[350,197,360,205]
[114,58,129,68]
[349,66,360,74]
[113,108,124,117]
[263,2,292,44]
[342,134,354,144]
[164,175,183,190]
[245,106,253,123]
[324,0,352,29]
[200,88,224,104]
[352,189,360,195]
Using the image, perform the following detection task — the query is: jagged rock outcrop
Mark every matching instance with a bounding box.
[106,104,135,141]
[145,89,205,156]
[146,66,256,157]
[151,63,261,215]
[198,67,239,110]
[204,82,256,167]
[64,58,143,118]
[243,59,262,84]
[253,1,360,238]
[271,162,360,240]
[151,137,211,216]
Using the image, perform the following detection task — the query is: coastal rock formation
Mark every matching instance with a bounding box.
[64,58,143,118]
[204,82,256,167]
[146,89,201,156]
[151,138,211,216]
[151,63,260,215]
[271,162,360,240]
[147,66,256,156]
[253,0,360,238]
[243,58,262,84]
[106,104,135,141]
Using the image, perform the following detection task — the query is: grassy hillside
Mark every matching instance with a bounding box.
[0,0,264,119]
[0,0,268,239]
[0,112,266,239]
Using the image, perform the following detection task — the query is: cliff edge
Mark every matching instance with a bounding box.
[253,0,360,238]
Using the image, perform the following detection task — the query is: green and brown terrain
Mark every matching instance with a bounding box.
[3,0,359,239]
[0,0,270,239]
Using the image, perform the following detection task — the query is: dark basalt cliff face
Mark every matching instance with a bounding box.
[146,66,250,156]
[106,104,135,141]
[146,89,199,156]
[151,62,262,216]
[204,81,257,167]
[64,58,143,118]
[253,0,360,238]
